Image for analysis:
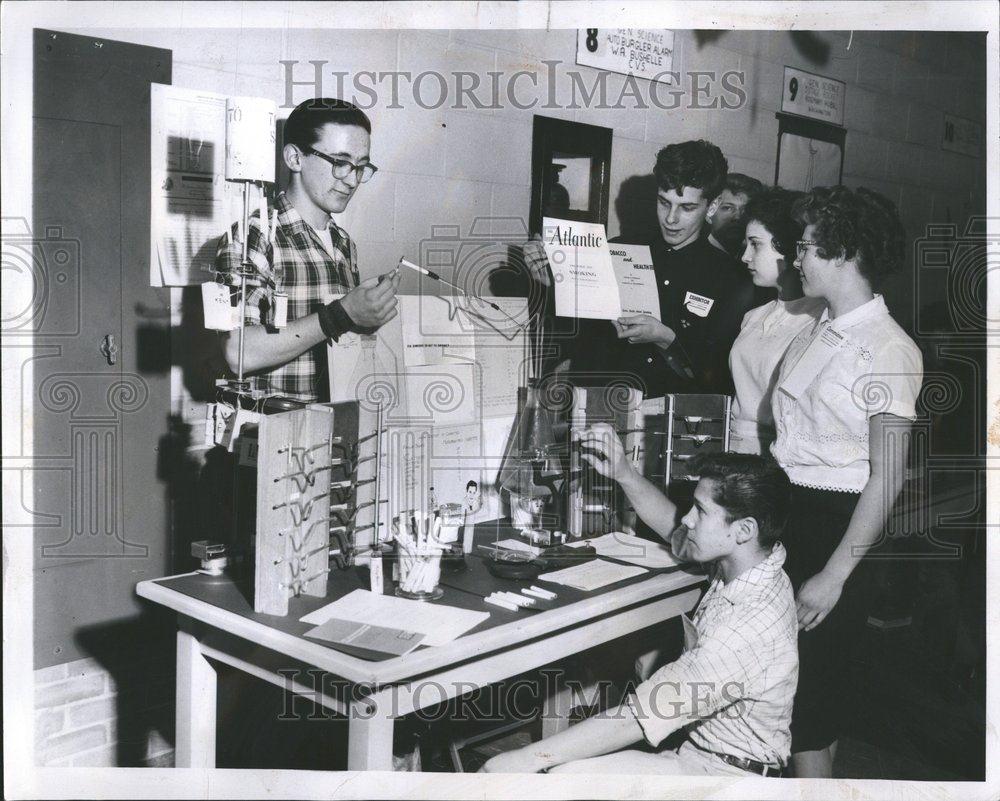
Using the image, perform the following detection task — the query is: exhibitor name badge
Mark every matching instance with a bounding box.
[683,291,714,318]
[778,324,846,399]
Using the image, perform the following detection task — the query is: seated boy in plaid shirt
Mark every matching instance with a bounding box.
[483,426,797,776]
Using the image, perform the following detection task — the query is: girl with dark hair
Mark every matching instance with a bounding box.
[770,186,923,777]
[728,187,825,455]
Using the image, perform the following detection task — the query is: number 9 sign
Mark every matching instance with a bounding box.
[788,76,799,101]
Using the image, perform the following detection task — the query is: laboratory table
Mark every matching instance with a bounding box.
[136,523,705,771]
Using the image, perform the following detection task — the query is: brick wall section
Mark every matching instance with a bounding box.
[34,655,175,767]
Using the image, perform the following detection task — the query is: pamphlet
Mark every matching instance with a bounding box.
[609,243,661,318]
[303,618,425,660]
[542,217,622,320]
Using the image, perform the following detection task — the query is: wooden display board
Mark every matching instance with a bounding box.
[253,406,337,616]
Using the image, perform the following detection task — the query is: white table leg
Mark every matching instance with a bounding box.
[175,617,217,768]
[347,696,395,771]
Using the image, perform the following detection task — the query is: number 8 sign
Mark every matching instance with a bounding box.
[576,29,676,83]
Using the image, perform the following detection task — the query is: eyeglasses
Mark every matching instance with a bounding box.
[795,240,819,257]
[302,146,378,183]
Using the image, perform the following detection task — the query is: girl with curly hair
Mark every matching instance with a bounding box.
[770,186,923,777]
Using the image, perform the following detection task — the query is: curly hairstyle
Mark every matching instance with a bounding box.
[653,140,728,201]
[688,452,791,548]
[744,187,805,262]
[791,186,907,287]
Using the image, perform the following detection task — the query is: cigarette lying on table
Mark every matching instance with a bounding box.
[484,593,519,612]
[525,585,557,600]
[498,591,535,608]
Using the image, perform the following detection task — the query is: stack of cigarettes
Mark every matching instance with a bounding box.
[485,585,557,611]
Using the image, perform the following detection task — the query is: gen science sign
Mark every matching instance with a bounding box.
[576,29,676,83]
[781,66,846,126]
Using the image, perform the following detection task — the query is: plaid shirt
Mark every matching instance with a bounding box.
[215,191,359,401]
[627,543,798,767]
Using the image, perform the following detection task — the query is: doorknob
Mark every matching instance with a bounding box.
[100,334,118,366]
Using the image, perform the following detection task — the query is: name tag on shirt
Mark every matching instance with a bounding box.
[271,291,288,328]
[683,291,714,318]
[202,282,237,331]
[778,324,846,399]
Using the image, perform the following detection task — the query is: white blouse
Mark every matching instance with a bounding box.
[728,297,825,455]
[771,295,923,492]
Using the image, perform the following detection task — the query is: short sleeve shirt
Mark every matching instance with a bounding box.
[729,296,825,455]
[770,295,923,491]
[215,191,359,401]
[627,544,799,767]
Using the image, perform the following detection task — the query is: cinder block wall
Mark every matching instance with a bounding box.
[70,27,986,255]
[45,24,986,767]
[61,25,983,425]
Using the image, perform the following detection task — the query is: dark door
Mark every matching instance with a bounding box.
[32,29,173,666]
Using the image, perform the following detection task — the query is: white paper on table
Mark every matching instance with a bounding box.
[300,589,490,647]
[609,243,661,318]
[538,558,647,591]
[542,217,622,321]
[566,532,681,570]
